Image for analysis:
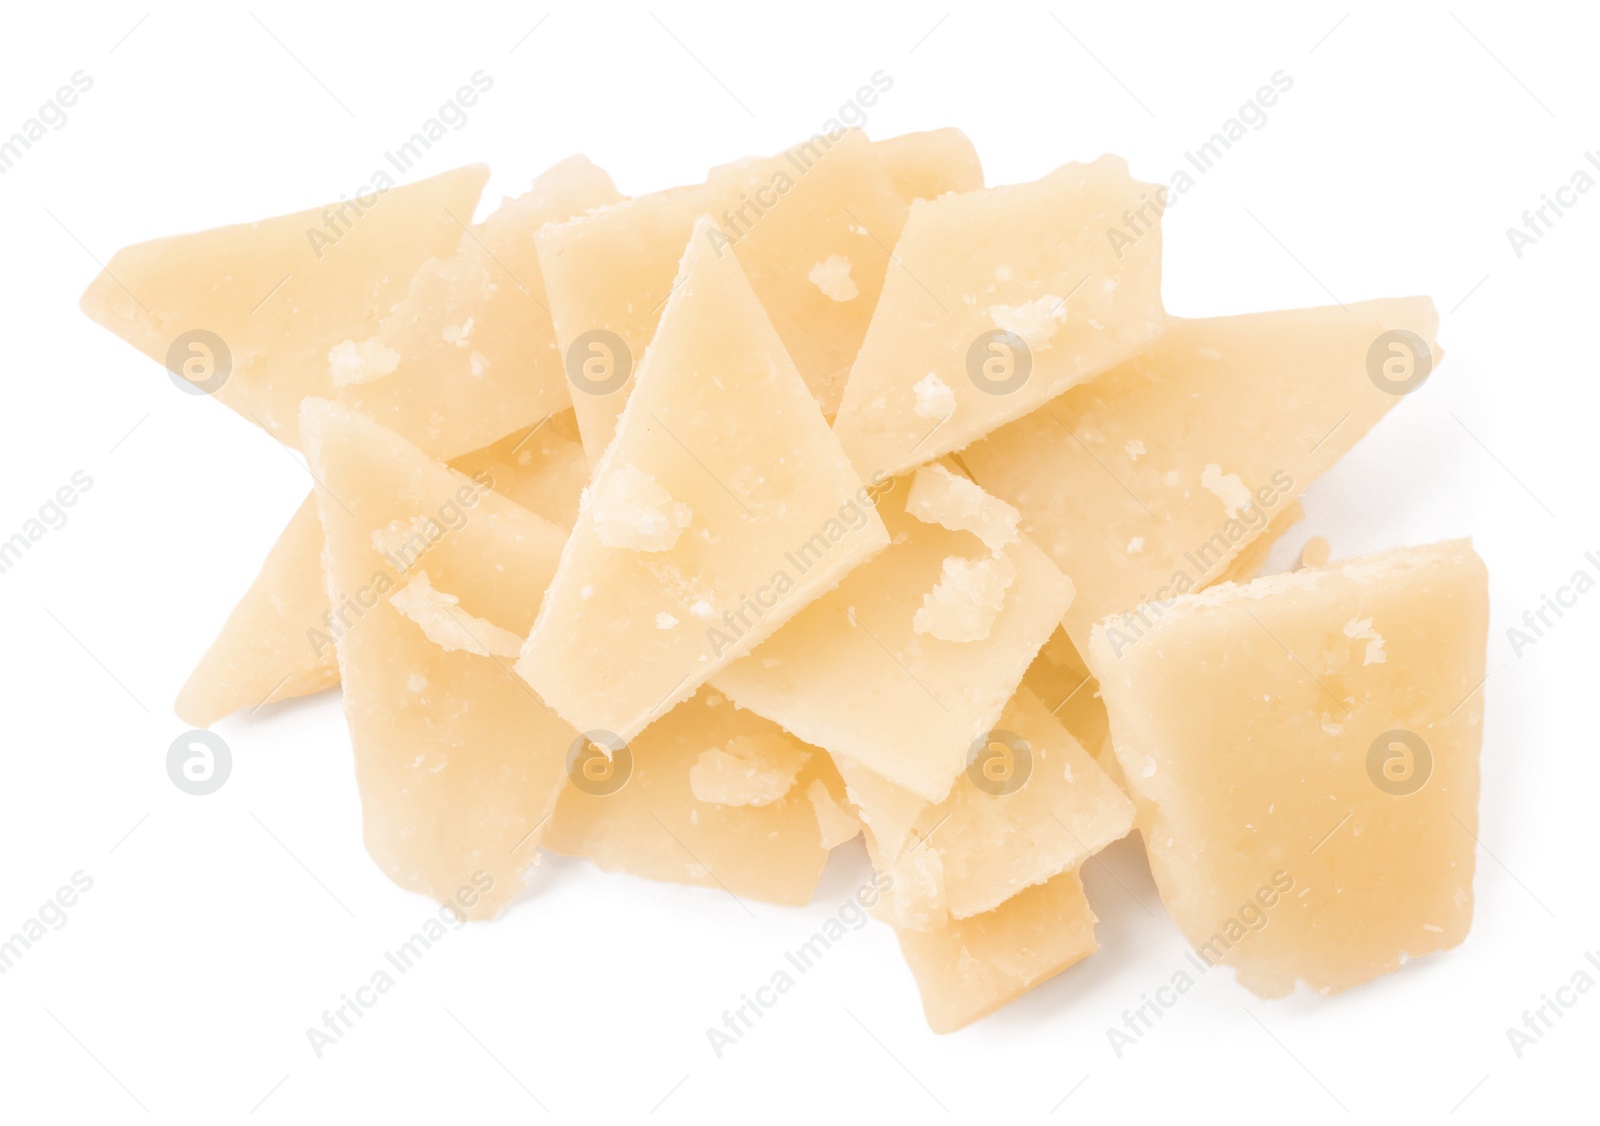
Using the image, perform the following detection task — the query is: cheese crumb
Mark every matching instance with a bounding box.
[905,463,1019,552]
[389,571,523,658]
[913,552,1017,642]
[988,295,1067,349]
[1125,439,1146,460]
[328,339,402,386]
[591,463,692,552]
[912,372,956,420]
[688,734,810,807]
[655,612,679,630]
[1200,463,1253,518]
[440,317,474,346]
[1343,617,1388,665]
[807,255,858,302]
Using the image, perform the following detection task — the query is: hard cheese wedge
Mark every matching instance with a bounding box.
[302,399,576,919]
[965,299,1439,653]
[82,165,489,449]
[174,411,588,728]
[874,128,983,203]
[843,688,1134,928]
[518,219,889,741]
[897,867,1098,1034]
[336,156,621,459]
[1086,539,1488,997]
[714,465,1072,803]
[538,128,907,457]
[542,689,845,906]
[832,155,1166,481]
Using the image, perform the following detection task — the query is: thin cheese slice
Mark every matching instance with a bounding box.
[301,398,576,919]
[1021,628,1118,785]
[965,299,1440,653]
[538,129,907,458]
[82,165,489,449]
[518,219,888,740]
[841,689,1133,927]
[897,868,1098,1034]
[1087,540,1487,997]
[542,689,843,906]
[335,156,621,459]
[832,155,1166,481]
[874,128,983,203]
[173,412,588,727]
[713,471,1072,803]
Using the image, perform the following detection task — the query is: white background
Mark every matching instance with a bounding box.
[0,1,1594,1122]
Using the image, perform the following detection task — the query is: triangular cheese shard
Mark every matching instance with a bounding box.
[173,412,589,727]
[848,689,1133,927]
[713,465,1072,803]
[174,493,340,727]
[1087,540,1487,997]
[542,689,845,906]
[965,299,1439,652]
[537,129,907,459]
[517,219,888,740]
[81,165,489,449]
[896,868,1098,1034]
[301,399,576,919]
[832,155,1166,480]
[874,128,983,203]
[336,156,621,459]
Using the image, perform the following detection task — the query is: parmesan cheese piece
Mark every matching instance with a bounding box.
[301,399,575,920]
[852,689,1133,925]
[538,129,907,459]
[172,411,589,727]
[905,463,1019,551]
[874,127,984,204]
[543,691,843,905]
[336,155,622,459]
[518,218,889,740]
[714,476,1072,803]
[388,571,524,659]
[688,732,810,807]
[896,868,1098,1034]
[1086,540,1487,997]
[81,165,490,449]
[964,299,1440,653]
[832,155,1166,481]
[913,552,1016,642]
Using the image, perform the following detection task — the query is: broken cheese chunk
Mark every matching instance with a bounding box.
[518,219,889,740]
[832,155,1166,481]
[1087,540,1487,997]
[301,399,575,919]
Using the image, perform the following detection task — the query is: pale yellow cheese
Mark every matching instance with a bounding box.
[518,219,888,740]
[335,156,622,459]
[832,156,1166,481]
[964,299,1439,653]
[874,128,983,203]
[538,129,908,459]
[1215,500,1304,585]
[301,399,576,919]
[82,165,490,449]
[897,868,1098,1034]
[840,689,1133,927]
[542,690,842,905]
[1087,540,1487,997]
[714,471,1071,803]
[1020,628,1119,786]
[173,411,588,727]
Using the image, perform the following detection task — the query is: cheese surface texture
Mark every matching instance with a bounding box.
[1087,540,1487,997]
